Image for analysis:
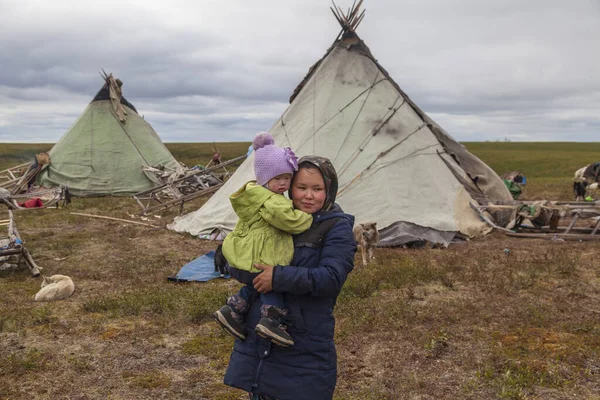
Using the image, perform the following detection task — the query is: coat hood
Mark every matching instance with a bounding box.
[290,156,339,212]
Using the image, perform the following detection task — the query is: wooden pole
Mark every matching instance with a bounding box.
[138,183,223,215]
[564,214,579,234]
[70,212,161,228]
[0,162,32,176]
[22,247,41,277]
[592,219,600,235]
[506,232,600,241]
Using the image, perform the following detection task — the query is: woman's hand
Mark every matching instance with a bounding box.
[253,264,274,293]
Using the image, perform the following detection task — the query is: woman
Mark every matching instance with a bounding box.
[224,156,357,400]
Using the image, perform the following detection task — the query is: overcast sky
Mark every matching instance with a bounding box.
[1,0,599,143]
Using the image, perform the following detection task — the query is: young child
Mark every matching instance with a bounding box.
[213,133,312,347]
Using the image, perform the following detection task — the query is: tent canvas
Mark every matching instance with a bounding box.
[169,6,511,246]
[37,75,180,196]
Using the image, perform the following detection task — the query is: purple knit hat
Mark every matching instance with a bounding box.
[253,132,298,186]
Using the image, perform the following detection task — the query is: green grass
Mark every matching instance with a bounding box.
[464,142,600,178]
[0,142,250,172]
[0,143,52,171]
[3,141,594,200]
[464,142,600,200]
[0,348,47,376]
[1,141,600,399]
[82,283,233,323]
[165,142,250,169]
[123,370,173,389]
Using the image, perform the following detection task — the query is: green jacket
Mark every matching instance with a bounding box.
[222,181,312,273]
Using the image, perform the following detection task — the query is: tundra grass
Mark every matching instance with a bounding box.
[1,142,600,399]
[0,142,250,171]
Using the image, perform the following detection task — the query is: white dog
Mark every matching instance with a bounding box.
[353,222,379,267]
[34,275,75,302]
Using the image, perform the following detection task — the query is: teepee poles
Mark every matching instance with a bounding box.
[330,0,365,32]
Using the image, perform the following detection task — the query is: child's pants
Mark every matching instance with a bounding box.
[228,267,285,317]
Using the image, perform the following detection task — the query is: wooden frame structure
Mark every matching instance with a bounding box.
[0,162,33,192]
[1,186,71,210]
[133,154,247,215]
[0,210,42,276]
[0,154,69,210]
[475,200,600,241]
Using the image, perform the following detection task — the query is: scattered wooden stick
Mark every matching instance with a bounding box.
[505,232,600,241]
[70,212,161,228]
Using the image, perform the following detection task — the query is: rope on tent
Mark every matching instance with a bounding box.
[335,93,389,173]
[96,73,152,168]
[111,105,151,166]
[337,125,430,194]
[280,119,292,148]
[337,174,362,197]
[332,69,381,164]
[363,123,427,172]
[312,63,317,154]
[337,95,405,177]
[337,144,440,198]
[336,109,393,177]
[369,146,440,172]
[339,149,441,197]
[294,78,388,151]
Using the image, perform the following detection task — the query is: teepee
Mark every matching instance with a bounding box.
[37,73,180,196]
[169,3,511,246]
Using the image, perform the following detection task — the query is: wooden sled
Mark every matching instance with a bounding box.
[0,210,42,276]
[1,186,71,210]
[474,201,600,241]
[0,153,67,211]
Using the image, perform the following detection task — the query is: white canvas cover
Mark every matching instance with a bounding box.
[169,31,511,246]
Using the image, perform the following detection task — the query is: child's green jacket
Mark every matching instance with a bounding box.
[222,181,312,273]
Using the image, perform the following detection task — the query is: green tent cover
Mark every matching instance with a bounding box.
[38,85,179,196]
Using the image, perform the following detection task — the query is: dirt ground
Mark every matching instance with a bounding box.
[1,195,599,399]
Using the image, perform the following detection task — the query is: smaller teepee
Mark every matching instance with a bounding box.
[37,73,180,196]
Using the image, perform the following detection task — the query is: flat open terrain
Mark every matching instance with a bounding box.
[1,142,599,399]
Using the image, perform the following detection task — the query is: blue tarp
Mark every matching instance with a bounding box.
[169,251,230,282]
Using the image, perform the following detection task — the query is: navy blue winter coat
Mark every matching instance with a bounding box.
[224,205,356,399]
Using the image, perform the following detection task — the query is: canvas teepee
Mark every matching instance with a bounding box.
[169,4,511,246]
[37,73,180,196]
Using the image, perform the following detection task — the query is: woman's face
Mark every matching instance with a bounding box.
[291,167,326,214]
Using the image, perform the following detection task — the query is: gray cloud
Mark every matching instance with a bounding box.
[1,0,599,143]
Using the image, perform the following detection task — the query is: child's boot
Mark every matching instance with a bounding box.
[254,306,294,347]
[213,305,246,340]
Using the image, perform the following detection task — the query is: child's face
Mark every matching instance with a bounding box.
[267,173,292,194]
